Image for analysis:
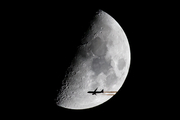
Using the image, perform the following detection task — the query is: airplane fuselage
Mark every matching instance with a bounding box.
[87,89,104,95]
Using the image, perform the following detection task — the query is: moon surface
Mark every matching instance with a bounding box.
[56,10,131,109]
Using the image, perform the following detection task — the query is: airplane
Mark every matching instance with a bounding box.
[87,88,104,95]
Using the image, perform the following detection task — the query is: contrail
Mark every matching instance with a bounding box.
[103,91,117,93]
[102,91,117,96]
[103,94,115,96]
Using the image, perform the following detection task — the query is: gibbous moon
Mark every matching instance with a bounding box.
[56,10,131,109]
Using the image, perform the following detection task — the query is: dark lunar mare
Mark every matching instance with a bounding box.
[117,58,126,71]
[90,37,108,57]
[91,57,111,76]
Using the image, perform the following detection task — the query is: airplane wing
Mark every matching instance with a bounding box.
[94,88,98,92]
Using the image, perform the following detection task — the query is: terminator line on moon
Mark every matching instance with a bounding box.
[56,10,131,109]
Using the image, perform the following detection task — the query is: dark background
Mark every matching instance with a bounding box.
[3,1,176,118]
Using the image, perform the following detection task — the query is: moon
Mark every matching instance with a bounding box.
[56,10,131,109]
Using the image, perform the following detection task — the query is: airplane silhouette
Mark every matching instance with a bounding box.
[87,88,104,95]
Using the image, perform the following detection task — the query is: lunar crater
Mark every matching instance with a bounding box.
[77,45,92,59]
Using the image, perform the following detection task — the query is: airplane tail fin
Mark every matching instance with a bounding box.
[101,89,104,93]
